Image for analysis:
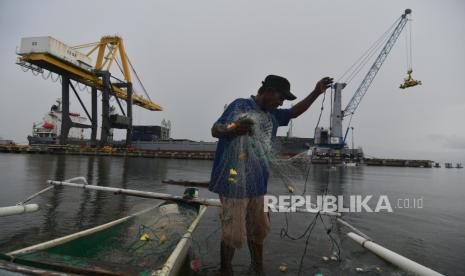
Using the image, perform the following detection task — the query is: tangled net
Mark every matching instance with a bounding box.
[213,108,310,198]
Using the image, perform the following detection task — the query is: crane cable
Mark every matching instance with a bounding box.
[339,17,399,84]
[405,18,413,70]
[126,54,153,102]
[314,89,327,131]
[337,17,401,85]
[113,54,153,103]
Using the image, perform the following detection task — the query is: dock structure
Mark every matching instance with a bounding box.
[312,158,433,168]
[0,144,213,160]
[0,144,437,167]
[299,156,433,168]
[363,158,433,168]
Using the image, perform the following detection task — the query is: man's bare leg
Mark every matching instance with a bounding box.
[221,241,235,275]
[247,239,264,274]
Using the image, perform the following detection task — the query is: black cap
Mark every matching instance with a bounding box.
[261,75,296,101]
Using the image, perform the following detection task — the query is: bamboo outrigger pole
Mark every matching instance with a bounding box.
[0,204,40,217]
[47,180,222,207]
[47,178,341,216]
[347,232,443,275]
[162,179,210,187]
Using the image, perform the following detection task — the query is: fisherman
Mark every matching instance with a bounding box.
[209,75,333,275]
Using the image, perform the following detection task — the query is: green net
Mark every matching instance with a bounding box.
[13,202,199,275]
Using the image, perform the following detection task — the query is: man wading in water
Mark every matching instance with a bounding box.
[209,75,333,275]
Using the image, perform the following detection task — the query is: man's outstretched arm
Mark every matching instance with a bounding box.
[291,77,334,118]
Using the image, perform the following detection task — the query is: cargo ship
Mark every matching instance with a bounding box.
[132,136,312,156]
[28,99,88,145]
[27,103,314,156]
[130,122,219,153]
[130,122,313,156]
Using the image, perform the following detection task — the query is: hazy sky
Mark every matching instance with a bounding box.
[0,0,464,162]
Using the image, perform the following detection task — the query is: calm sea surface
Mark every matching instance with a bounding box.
[0,153,464,275]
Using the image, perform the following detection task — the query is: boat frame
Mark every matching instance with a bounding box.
[2,202,207,275]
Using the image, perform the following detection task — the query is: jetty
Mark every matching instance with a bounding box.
[0,144,214,160]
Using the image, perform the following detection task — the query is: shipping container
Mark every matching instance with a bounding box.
[109,114,130,128]
[19,36,92,70]
[132,125,170,141]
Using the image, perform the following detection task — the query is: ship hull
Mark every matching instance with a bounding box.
[27,135,56,145]
[132,136,313,157]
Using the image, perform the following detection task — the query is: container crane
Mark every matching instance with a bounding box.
[314,9,418,153]
[17,36,162,146]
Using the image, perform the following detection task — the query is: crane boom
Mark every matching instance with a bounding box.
[343,9,411,117]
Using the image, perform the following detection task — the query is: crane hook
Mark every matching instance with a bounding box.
[399,69,422,89]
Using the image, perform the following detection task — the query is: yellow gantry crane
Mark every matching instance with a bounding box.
[17,35,162,145]
[70,36,162,110]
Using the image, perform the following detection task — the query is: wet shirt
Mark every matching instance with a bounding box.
[209,97,293,198]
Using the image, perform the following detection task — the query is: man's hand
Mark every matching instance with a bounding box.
[314,77,334,95]
[212,117,255,138]
[291,76,334,118]
[228,117,254,136]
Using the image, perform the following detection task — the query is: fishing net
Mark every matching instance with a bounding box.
[208,107,320,254]
[11,202,200,275]
[211,109,310,199]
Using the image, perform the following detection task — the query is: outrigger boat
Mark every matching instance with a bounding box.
[0,178,216,276]
[0,177,443,275]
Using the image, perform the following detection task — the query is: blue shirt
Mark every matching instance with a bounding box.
[209,97,293,198]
